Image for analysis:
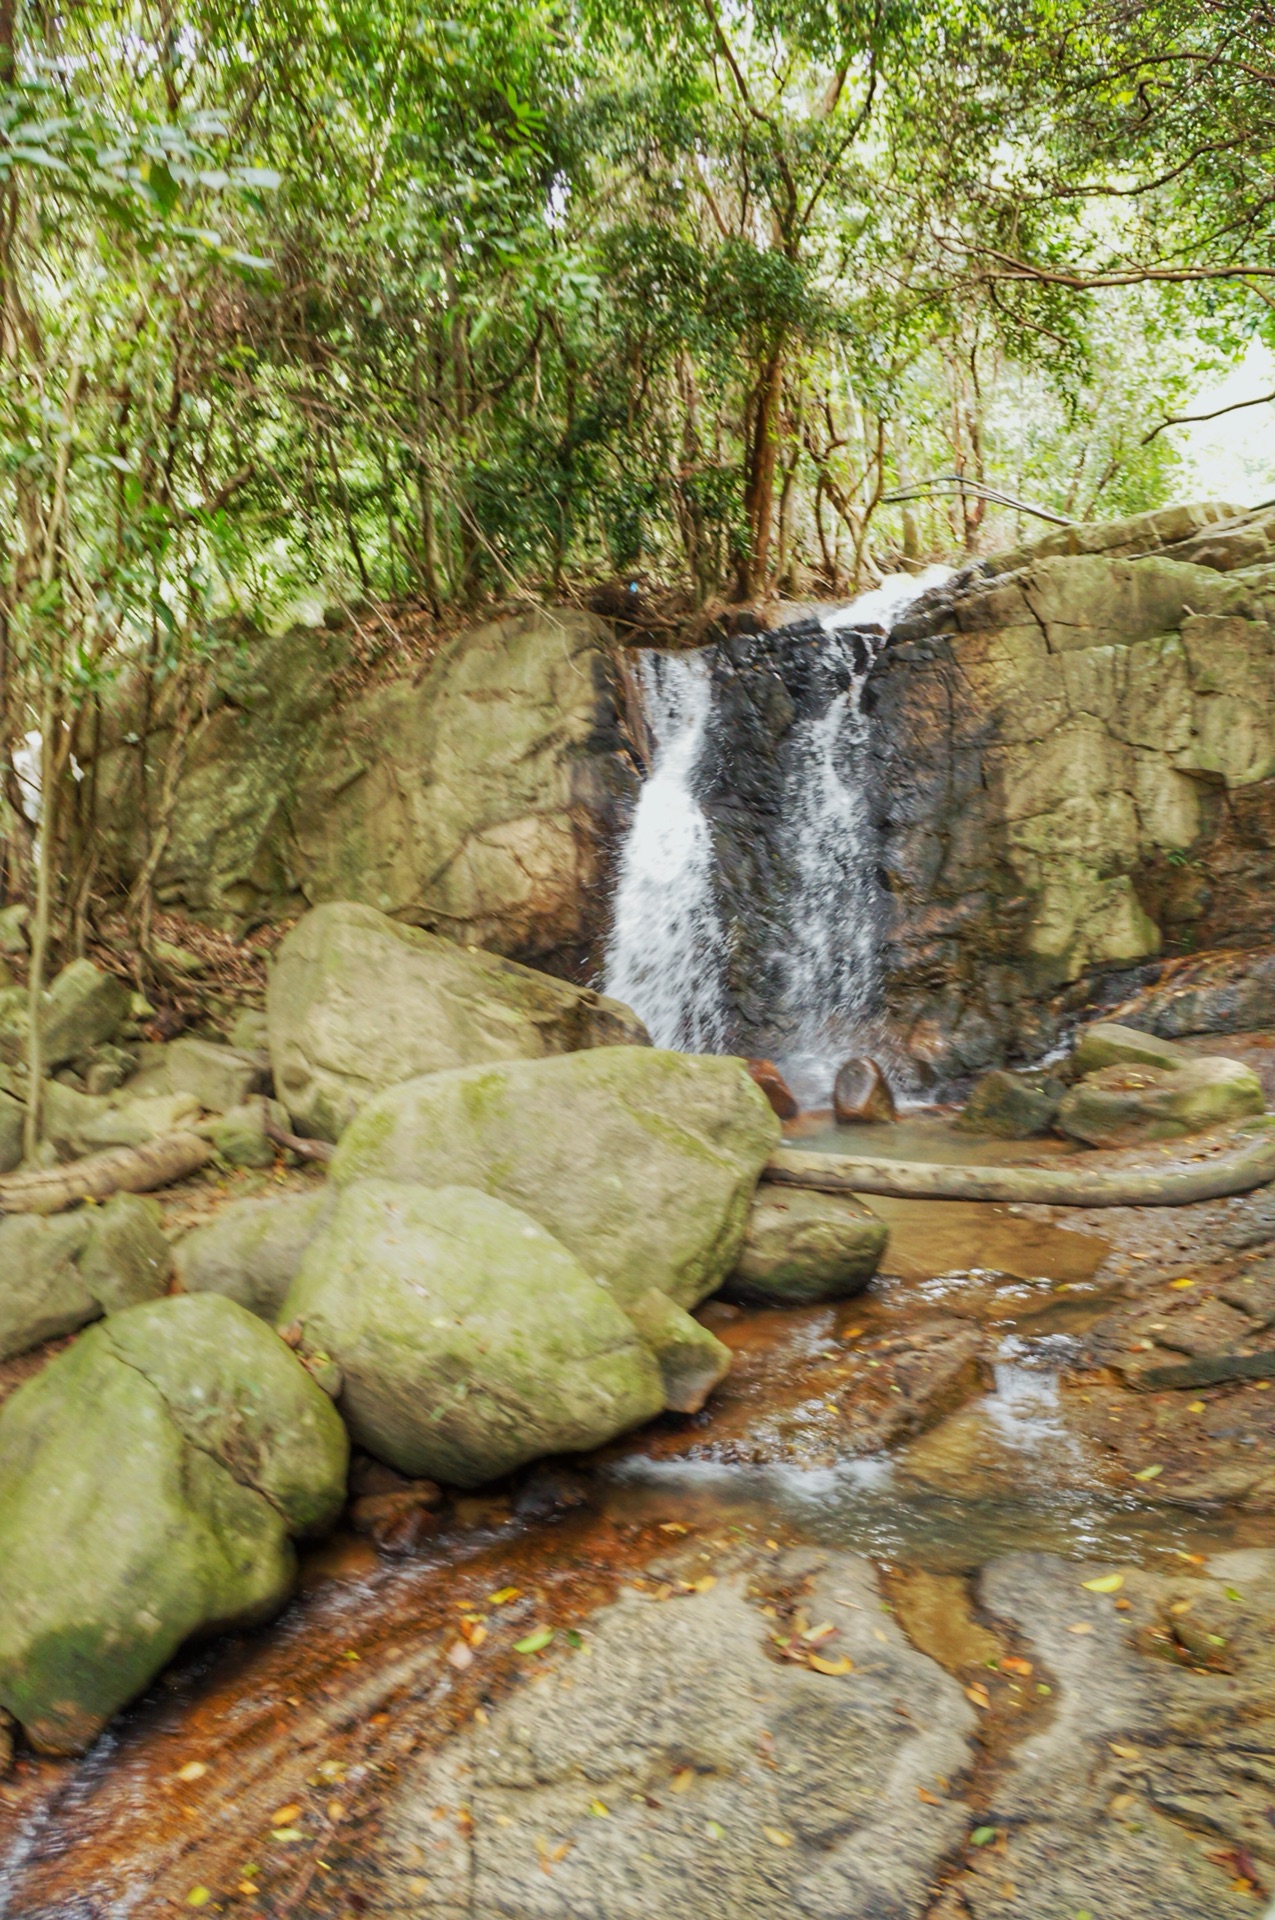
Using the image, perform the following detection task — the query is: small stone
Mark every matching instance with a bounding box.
[349,1488,441,1555]
[832,1057,896,1125]
[745,1059,799,1120]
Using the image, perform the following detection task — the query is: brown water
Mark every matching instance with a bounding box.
[2,1115,1271,1916]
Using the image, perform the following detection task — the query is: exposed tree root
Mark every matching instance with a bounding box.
[764,1127,1275,1208]
[0,1132,214,1215]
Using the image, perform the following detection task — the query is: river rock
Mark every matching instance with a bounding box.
[330,1046,780,1309]
[724,1189,887,1305]
[0,1194,171,1362]
[832,1056,896,1124]
[40,1081,201,1157]
[0,1089,21,1173]
[1072,1020,1191,1077]
[1105,942,1275,1039]
[957,1066,1062,1138]
[380,1551,976,1919]
[1057,1053,1265,1147]
[0,1293,347,1752]
[207,1095,288,1168]
[745,1057,799,1120]
[165,1035,267,1112]
[173,1187,334,1320]
[623,1288,731,1412]
[278,1180,665,1486]
[267,900,648,1141]
[42,959,131,1069]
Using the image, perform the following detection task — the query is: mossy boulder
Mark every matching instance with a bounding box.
[330,1046,781,1310]
[1072,1022,1190,1078]
[724,1189,887,1306]
[267,901,649,1141]
[0,1089,21,1174]
[0,1194,171,1362]
[278,1180,664,1487]
[40,1081,202,1158]
[623,1289,731,1413]
[173,1187,333,1320]
[1057,1054,1265,1148]
[0,1294,347,1753]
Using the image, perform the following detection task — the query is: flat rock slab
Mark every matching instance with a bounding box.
[378,1551,976,1919]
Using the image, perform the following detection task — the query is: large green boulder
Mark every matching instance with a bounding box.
[1057,1054,1265,1148]
[0,1194,171,1361]
[330,1046,781,1309]
[278,1180,664,1486]
[724,1189,887,1306]
[0,1293,347,1753]
[267,901,649,1141]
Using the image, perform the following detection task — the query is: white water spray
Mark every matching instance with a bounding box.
[604,652,728,1051]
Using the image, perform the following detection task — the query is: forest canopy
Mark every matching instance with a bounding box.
[0,0,1271,1035]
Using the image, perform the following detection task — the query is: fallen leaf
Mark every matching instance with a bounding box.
[671,1768,695,1793]
[1170,1278,1196,1290]
[1225,1588,1243,1602]
[970,1826,997,1847]
[917,1787,942,1805]
[659,1522,689,1534]
[327,1800,345,1822]
[460,1620,487,1648]
[763,1826,794,1847]
[271,1804,302,1827]
[1169,1600,1193,1616]
[999,1657,1032,1676]
[808,1653,854,1676]
[1082,1573,1124,1593]
[965,1687,990,1709]
[1110,1793,1135,1814]
[272,1827,304,1844]
[801,1621,837,1643]
[176,1761,208,1783]
[185,1892,212,1910]
[692,1575,717,1593]
[1066,1623,1094,1635]
[705,1820,725,1841]
[515,1628,555,1655]
[1133,1465,1163,1481]
[1109,1743,1140,1760]
[1188,1401,1206,1413]
[488,1587,521,1605]
[588,1800,610,1817]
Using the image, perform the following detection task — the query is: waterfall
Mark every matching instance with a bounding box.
[604,652,729,1051]
[605,568,950,1095]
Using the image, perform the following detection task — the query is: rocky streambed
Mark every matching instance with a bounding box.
[5,1102,1275,1917]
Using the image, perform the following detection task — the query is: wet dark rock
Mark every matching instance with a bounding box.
[511,1463,594,1522]
[349,1488,443,1555]
[832,1055,896,1124]
[957,1066,1062,1139]
[1107,943,1275,1039]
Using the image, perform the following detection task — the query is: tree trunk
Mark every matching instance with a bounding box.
[739,349,783,599]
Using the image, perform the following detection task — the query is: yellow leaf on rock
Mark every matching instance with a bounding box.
[808,1653,854,1676]
[1082,1574,1124,1593]
[589,1800,610,1817]
[1066,1623,1094,1635]
[488,1587,521,1605]
[271,1805,302,1827]
[671,1768,695,1793]
[1109,1743,1139,1759]
[763,1827,794,1847]
[692,1576,717,1593]
[1133,1465,1163,1481]
[1170,1278,1196,1290]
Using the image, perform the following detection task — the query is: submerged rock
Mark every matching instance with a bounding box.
[267,900,648,1141]
[0,1294,347,1753]
[0,1195,171,1362]
[330,1046,780,1310]
[1057,1053,1264,1146]
[278,1180,664,1487]
[958,1066,1063,1139]
[725,1188,886,1305]
[832,1056,896,1124]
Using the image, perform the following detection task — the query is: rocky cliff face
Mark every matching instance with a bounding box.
[93,609,639,976]
[868,500,1275,1078]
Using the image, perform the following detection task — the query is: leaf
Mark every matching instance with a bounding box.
[999,1657,1032,1676]
[272,1828,304,1843]
[588,1799,610,1816]
[177,1761,208,1781]
[917,1786,942,1805]
[1133,1465,1163,1481]
[1170,1277,1196,1289]
[238,166,282,189]
[1081,1573,1124,1592]
[515,1628,555,1655]
[1066,1623,1094,1634]
[970,1826,997,1847]
[671,1768,695,1793]
[762,1826,794,1847]
[704,1820,724,1841]
[185,1893,212,1909]
[270,1804,302,1826]
[488,1587,521,1605]
[1225,1588,1243,1602]
[691,1575,717,1593]
[808,1653,854,1676]
[1109,1742,1140,1759]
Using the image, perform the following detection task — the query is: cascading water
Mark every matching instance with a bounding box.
[605,568,950,1094]
[603,652,729,1051]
